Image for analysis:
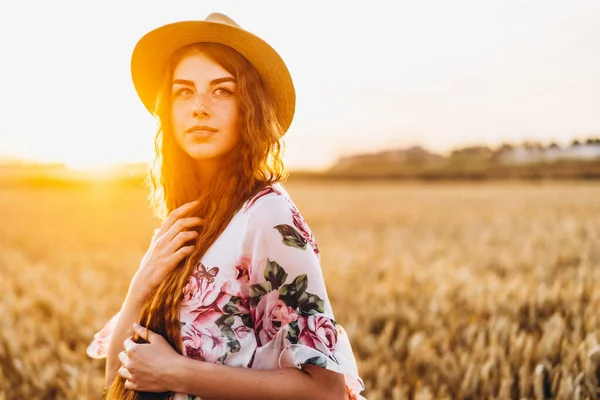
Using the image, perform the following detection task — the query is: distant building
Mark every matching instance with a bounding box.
[450,146,494,160]
[496,143,600,164]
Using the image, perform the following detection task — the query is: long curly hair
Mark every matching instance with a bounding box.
[105,42,288,399]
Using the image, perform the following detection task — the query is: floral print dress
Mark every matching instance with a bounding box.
[87,182,366,399]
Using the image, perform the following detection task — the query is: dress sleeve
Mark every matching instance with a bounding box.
[86,228,162,360]
[243,195,366,399]
[86,311,120,359]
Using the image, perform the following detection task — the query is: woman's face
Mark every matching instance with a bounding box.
[170,52,239,163]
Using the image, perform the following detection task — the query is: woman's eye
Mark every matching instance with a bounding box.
[175,88,194,97]
[214,87,233,96]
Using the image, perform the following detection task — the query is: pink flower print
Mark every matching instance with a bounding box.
[181,320,225,363]
[290,206,320,256]
[182,263,224,311]
[254,290,299,346]
[193,307,222,327]
[242,185,282,213]
[234,325,252,339]
[199,325,226,363]
[235,256,251,282]
[225,324,258,367]
[272,304,298,325]
[298,315,338,356]
[181,324,204,360]
[182,275,199,302]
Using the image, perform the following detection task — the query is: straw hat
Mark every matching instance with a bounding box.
[131,12,296,135]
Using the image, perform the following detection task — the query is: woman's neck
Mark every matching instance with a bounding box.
[194,159,220,187]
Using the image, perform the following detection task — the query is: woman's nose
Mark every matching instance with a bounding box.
[192,93,211,118]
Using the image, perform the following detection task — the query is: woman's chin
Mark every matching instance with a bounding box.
[188,149,239,166]
[187,152,220,161]
[184,145,220,160]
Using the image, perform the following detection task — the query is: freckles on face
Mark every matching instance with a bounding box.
[169,52,240,161]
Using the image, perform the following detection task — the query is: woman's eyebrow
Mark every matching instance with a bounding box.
[172,79,195,87]
[172,77,236,87]
[210,77,236,85]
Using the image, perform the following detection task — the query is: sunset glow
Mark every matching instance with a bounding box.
[0,1,598,170]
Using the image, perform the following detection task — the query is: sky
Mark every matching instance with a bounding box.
[0,0,598,170]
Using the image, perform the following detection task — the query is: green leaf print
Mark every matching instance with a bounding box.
[286,320,300,344]
[305,355,328,368]
[292,274,308,294]
[274,224,307,250]
[299,293,325,315]
[251,262,326,321]
[297,291,309,307]
[279,274,308,310]
[216,314,235,328]
[242,313,252,328]
[217,325,241,354]
[264,258,288,289]
[223,302,240,315]
[217,354,228,364]
[221,325,237,341]
[249,281,272,305]
[228,338,241,353]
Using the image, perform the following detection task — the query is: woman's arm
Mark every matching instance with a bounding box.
[105,201,203,385]
[167,355,346,400]
[105,291,145,386]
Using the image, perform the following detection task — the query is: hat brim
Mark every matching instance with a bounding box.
[131,20,295,135]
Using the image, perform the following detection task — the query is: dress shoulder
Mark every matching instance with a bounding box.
[239,182,290,216]
[239,182,365,399]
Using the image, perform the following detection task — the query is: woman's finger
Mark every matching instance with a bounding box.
[123,337,136,353]
[165,245,196,267]
[132,322,162,343]
[155,201,200,238]
[164,217,204,243]
[118,365,132,380]
[169,229,199,253]
[118,350,128,365]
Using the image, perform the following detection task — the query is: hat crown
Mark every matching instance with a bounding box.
[131,11,295,135]
[204,12,240,28]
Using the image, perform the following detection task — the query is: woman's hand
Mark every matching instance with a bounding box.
[129,200,204,301]
[118,323,183,392]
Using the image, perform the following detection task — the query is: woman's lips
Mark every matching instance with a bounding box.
[187,125,218,140]
[190,130,217,139]
[186,125,218,133]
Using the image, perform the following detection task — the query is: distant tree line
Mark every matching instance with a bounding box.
[289,135,600,181]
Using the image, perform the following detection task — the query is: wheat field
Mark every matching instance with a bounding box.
[1,180,599,399]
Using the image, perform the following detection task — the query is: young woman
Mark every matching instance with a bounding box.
[86,12,365,400]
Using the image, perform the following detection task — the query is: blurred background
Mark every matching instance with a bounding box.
[0,0,599,399]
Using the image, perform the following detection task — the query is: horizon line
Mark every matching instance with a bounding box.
[2,133,599,171]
